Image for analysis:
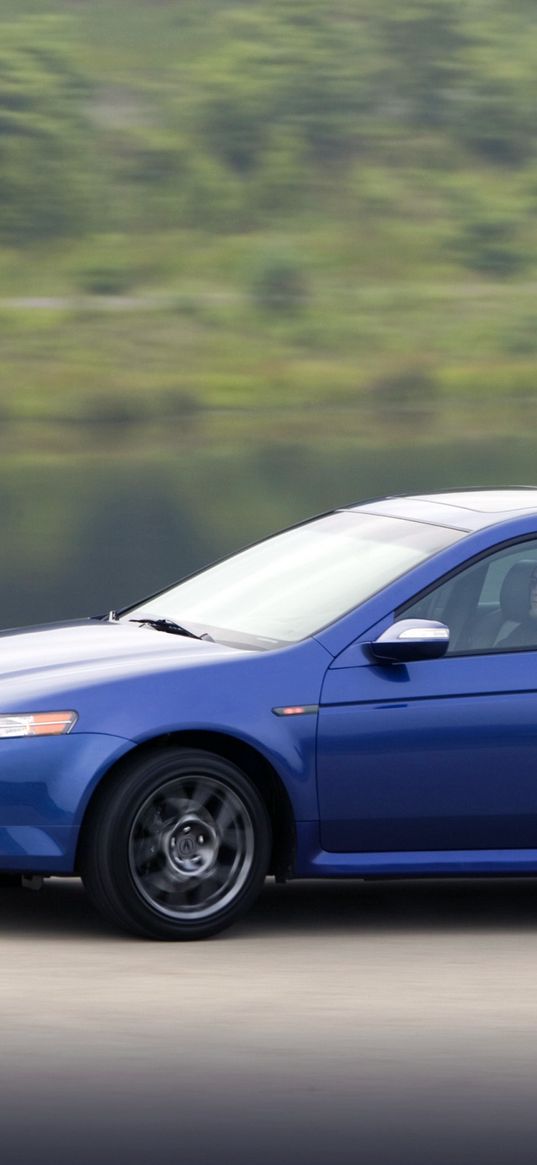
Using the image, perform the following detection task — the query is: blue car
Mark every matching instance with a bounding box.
[5,487,537,939]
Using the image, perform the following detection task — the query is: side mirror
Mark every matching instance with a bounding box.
[369,619,449,664]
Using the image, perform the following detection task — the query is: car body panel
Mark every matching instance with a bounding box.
[349,489,537,530]
[294,821,537,877]
[0,733,132,870]
[4,489,537,882]
[318,649,537,852]
[0,626,331,870]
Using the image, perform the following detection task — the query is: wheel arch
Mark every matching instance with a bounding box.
[75,730,296,880]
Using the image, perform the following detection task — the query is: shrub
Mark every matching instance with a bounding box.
[249,252,309,314]
[369,363,439,427]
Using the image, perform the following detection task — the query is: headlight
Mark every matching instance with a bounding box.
[0,712,78,738]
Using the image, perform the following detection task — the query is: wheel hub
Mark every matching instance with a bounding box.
[168,816,218,875]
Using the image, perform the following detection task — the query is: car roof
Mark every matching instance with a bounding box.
[347,488,537,532]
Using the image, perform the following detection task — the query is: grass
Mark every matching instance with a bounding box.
[0,1,536,456]
[1,254,536,453]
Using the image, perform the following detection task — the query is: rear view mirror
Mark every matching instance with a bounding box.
[369,619,449,664]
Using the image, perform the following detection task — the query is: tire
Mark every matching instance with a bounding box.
[80,747,272,940]
[0,874,21,888]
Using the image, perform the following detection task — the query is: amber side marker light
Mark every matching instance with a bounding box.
[272,705,319,717]
[0,712,78,738]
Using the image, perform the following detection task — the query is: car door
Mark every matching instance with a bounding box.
[317,537,537,853]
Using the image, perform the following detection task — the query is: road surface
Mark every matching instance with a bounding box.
[1,875,537,1165]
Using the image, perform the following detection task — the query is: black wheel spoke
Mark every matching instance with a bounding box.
[128,771,256,922]
[213,798,236,834]
[188,779,212,810]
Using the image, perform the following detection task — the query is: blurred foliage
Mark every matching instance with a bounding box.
[249,250,309,314]
[0,16,95,242]
[1,0,536,247]
[73,234,147,294]
[0,0,537,622]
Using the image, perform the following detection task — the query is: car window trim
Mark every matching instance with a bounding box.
[396,531,537,660]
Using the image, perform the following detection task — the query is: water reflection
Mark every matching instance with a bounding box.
[1,430,535,629]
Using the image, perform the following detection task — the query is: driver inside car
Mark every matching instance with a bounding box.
[497,563,537,649]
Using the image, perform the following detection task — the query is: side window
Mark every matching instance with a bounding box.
[400,541,537,654]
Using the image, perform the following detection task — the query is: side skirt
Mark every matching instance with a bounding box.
[294,822,537,877]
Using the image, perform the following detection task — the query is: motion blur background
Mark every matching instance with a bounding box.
[2,12,537,1165]
[1,0,537,625]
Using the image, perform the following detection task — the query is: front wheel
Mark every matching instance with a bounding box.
[80,748,272,940]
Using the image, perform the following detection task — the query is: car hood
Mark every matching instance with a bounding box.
[0,616,332,757]
[0,619,239,687]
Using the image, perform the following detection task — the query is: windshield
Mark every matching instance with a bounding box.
[125,511,465,647]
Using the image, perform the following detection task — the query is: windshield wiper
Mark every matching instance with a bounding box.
[128,617,209,640]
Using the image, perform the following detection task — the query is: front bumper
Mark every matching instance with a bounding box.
[0,732,133,872]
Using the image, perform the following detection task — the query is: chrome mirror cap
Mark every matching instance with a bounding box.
[369,619,450,664]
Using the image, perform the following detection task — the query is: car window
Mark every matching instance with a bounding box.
[400,539,537,654]
[126,511,465,647]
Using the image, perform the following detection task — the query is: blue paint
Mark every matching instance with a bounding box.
[3,488,537,892]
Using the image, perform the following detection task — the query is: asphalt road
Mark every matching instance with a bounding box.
[2,876,537,1165]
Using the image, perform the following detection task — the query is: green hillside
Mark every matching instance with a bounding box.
[0,0,536,448]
